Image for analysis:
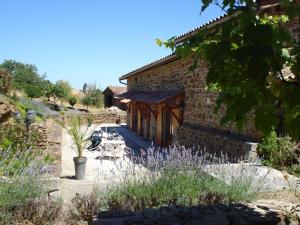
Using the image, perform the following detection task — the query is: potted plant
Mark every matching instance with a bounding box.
[66,116,93,180]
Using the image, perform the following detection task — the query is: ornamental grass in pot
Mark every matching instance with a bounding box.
[66,116,93,180]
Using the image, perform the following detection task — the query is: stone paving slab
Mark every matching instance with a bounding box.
[205,163,300,192]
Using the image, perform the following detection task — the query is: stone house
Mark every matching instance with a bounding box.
[118,1,300,159]
[102,86,127,110]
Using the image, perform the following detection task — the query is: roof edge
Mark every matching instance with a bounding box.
[119,54,179,80]
[174,11,239,44]
[119,11,239,81]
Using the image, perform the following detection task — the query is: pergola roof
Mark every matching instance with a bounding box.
[118,89,184,104]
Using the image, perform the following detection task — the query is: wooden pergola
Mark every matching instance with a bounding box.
[119,90,185,146]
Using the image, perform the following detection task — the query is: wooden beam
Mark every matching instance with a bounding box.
[170,110,181,125]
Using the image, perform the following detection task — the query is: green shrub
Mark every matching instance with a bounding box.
[0,172,62,225]
[105,169,256,211]
[0,146,40,177]
[0,120,48,177]
[68,96,77,107]
[10,92,18,101]
[24,84,43,99]
[15,97,45,118]
[83,82,104,108]
[0,175,45,211]
[0,142,61,224]
[258,131,296,169]
[82,95,93,110]
[98,146,261,211]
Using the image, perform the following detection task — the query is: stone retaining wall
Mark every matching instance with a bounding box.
[93,200,300,225]
[61,112,127,125]
[175,123,258,160]
[0,96,14,123]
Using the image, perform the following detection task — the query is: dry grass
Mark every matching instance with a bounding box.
[258,189,300,204]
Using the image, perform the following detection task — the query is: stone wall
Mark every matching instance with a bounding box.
[0,96,14,123]
[32,122,48,151]
[176,124,257,160]
[61,112,127,125]
[127,57,257,155]
[93,200,300,225]
[127,57,257,136]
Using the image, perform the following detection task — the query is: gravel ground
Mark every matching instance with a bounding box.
[31,99,60,116]
[32,99,87,116]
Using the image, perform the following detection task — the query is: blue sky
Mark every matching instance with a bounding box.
[0,0,223,90]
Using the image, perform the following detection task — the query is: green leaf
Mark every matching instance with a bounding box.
[281,48,290,60]
[254,107,279,135]
[155,38,163,47]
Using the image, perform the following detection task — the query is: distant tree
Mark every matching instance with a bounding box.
[1,60,42,89]
[82,95,93,111]
[49,84,67,105]
[82,82,87,94]
[24,84,43,100]
[68,96,77,108]
[56,80,72,98]
[43,80,53,97]
[0,60,53,98]
[54,80,72,106]
[45,82,54,102]
[85,82,103,108]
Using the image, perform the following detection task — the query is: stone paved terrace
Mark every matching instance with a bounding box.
[60,123,153,201]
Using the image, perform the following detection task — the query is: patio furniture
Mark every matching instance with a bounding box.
[87,130,103,150]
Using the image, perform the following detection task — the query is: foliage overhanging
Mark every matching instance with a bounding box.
[158,0,300,139]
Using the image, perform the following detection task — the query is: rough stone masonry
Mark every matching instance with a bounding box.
[93,200,300,225]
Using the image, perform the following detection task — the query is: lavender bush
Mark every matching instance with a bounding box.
[99,144,265,210]
[65,192,101,225]
[0,146,62,224]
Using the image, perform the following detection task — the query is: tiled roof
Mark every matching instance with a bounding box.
[103,86,127,95]
[174,13,235,44]
[119,12,239,81]
[119,54,179,80]
[117,89,184,104]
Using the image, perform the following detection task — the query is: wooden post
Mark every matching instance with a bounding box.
[138,109,142,136]
[130,104,134,131]
[146,115,150,139]
[156,105,163,146]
